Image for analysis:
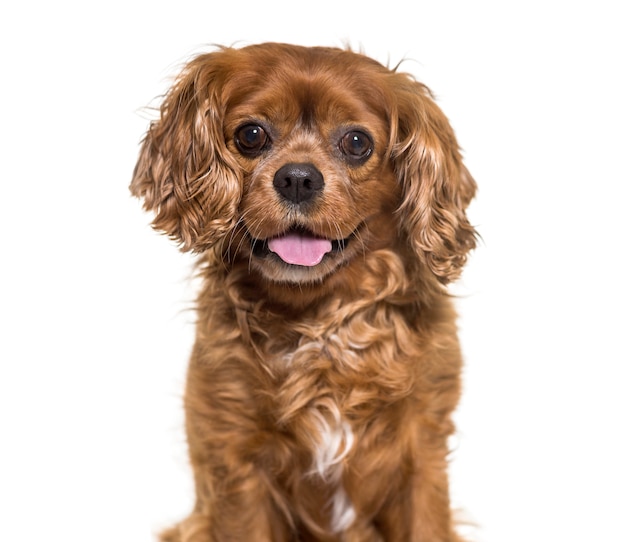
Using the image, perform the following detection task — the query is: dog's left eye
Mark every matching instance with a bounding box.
[339,130,373,163]
[235,124,270,156]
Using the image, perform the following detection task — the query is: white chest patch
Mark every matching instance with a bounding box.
[310,407,353,479]
[331,485,357,533]
[281,334,360,533]
[309,401,356,532]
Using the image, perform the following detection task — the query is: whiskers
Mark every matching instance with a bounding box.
[222,210,261,269]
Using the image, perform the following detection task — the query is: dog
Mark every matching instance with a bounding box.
[131,42,476,542]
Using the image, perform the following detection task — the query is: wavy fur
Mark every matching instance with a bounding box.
[132,43,476,541]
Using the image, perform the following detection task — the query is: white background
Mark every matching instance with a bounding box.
[1,1,624,541]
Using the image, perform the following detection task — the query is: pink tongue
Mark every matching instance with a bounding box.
[268,232,332,266]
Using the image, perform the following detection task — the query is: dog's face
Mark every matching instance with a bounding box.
[223,49,400,284]
[131,43,476,288]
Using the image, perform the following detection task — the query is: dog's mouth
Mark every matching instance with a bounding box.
[251,227,351,267]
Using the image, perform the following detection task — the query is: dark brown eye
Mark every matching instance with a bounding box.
[235,124,269,156]
[339,130,373,163]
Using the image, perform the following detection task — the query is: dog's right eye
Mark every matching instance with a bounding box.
[235,124,270,156]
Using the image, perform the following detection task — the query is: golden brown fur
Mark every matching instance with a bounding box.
[131,43,477,541]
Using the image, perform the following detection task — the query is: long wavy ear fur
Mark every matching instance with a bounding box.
[130,52,241,252]
[390,75,477,283]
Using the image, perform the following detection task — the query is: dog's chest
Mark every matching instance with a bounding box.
[271,335,360,532]
[273,334,356,465]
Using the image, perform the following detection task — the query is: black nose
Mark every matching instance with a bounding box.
[273,163,324,204]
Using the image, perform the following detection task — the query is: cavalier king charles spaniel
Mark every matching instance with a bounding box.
[131,42,477,542]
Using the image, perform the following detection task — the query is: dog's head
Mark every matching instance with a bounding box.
[131,43,476,287]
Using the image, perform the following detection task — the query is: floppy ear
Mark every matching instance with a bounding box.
[390,76,477,283]
[130,53,241,252]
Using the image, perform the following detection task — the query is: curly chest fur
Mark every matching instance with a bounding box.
[185,277,461,537]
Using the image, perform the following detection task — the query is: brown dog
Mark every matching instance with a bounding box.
[131,42,476,541]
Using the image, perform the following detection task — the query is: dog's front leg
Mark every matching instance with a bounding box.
[159,350,291,542]
[375,431,463,542]
[159,462,290,542]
